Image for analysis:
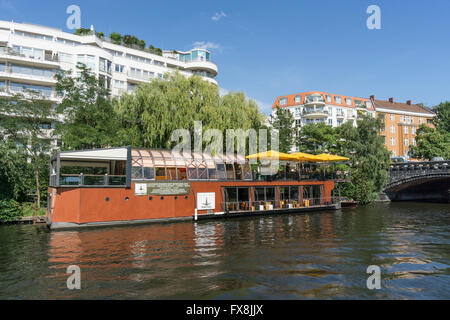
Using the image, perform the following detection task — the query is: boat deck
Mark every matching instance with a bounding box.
[195,203,341,221]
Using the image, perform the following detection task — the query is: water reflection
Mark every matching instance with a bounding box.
[0,202,448,299]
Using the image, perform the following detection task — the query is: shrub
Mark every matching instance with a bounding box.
[0,199,21,223]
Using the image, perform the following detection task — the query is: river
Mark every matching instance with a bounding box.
[0,202,448,299]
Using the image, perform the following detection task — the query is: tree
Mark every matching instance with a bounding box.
[409,125,450,160]
[409,102,450,160]
[297,123,338,154]
[0,91,55,209]
[433,102,450,133]
[114,72,266,151]
[336,115,391,204]
[270,107,295,153]
[109,32,122,45]
[55,63,120,150]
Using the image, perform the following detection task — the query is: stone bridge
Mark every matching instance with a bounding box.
[384,161,450,203]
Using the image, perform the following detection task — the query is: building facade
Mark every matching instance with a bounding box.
[272,91,376,129]
[271,91,436,159]
[0,20,218,103]
[371,96,436,159]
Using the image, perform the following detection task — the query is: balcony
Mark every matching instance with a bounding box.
[336,112,345,118]
[184,58,218,76]
[304,94,326,107]
[0,67,57,85]
[0,47,60,68]
[126,71,153,83]
[0,85,61,101]
[303,108,329,119]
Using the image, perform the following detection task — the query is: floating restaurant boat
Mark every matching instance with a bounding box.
[46,147,351,230]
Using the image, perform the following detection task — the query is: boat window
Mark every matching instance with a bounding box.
[234,164,243,180]
[216,163,226,180]
[198,163,208,180]
[143,167,154,180]
[155,167,166,180]
[132,167,143,180]
[177,168,187,180]
[167,168,177,180]
[226,164,235,180]
[187,167,198,180]
[242,163,253,180]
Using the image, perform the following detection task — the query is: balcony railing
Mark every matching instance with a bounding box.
[55,174,127,187]
[0,47,59,63]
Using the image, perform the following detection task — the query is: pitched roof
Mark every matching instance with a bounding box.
[272,91,374,110]
[373,99,435,116]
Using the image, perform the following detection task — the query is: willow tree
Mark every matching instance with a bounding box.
[114,72,266,152]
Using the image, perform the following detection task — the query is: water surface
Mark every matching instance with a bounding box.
[0,202,448,299]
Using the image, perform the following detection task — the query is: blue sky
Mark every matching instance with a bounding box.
[1,0,449,114]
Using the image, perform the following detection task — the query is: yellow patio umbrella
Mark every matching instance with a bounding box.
[291,152,323,162]
[315,154,350,162]
[246,150,299,162]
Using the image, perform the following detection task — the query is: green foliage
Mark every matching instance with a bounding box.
[433,102,450,133]
[336,115,391,204]
[409,102,450,160]
[0,199,21,223]
[409,125,450,160]
[114,72,266,150]
[0,143,34,202]
[296,115,391,204]
[74,28,92,36]
[55,64,120,150]
[270,107,295,153]
[109,32,122,45]
[0,91,55,208]
[297,123,338,154]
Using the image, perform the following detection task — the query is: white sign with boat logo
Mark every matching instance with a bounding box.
[197,193,215,210]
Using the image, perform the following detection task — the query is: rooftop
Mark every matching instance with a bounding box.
[371,96,435,116]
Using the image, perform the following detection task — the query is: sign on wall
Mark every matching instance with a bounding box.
[197,193,215,210]
[134,181,191,196]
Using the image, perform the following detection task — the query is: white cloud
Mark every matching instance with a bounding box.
[211,11,227,22]
[192,41,222,52]
[0,0,16,12]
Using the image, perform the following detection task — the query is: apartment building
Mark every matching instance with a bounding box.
[0,20,218,103]
[272,91,376,128]
[271,91,436,159]
[371,96,436,158]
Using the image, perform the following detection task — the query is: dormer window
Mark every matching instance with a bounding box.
[294,95,302,104]
[345,98,353,106]
[335,96,342,104]
[326,95,332,103]
[279,97,288,106]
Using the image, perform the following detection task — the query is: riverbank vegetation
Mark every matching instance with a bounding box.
[409,102,450,160]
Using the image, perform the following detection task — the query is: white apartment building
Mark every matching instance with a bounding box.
[271,91,376,152]
[0,20,218,103]
[272,91,376,129]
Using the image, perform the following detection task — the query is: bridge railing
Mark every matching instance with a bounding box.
[388,161,450,184]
